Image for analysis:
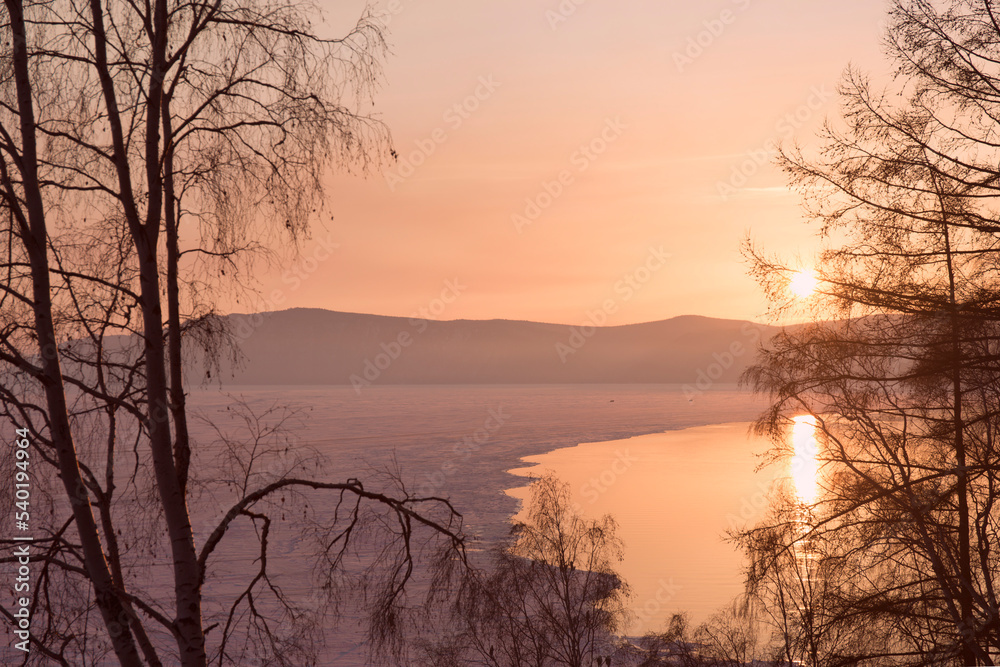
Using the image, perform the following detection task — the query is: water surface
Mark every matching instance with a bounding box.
[182,384,769,661]
[508,422,775,633]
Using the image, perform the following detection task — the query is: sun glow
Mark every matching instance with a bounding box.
[789,269,818,299]
[791,415,819,505]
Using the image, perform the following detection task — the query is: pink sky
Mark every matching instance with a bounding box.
[242,0,888,325]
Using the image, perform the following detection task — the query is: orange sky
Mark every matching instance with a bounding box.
[242,0,889,325]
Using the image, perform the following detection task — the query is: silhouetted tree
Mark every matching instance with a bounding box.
[417,475,630,667]
[0,0,466,665]
[741,1,1000,664]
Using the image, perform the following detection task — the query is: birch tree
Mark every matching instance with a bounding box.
[0,0,466,664]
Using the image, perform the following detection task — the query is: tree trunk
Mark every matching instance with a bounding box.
[162,98,192,498]
[938,179,982,665]
[87,0,207,661]
[5,0,143,663]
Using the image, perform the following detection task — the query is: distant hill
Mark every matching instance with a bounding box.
[187,308,779,388]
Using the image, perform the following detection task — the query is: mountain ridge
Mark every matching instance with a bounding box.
[194,308,779,388]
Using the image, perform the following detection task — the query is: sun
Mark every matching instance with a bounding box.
[789,269,818,299]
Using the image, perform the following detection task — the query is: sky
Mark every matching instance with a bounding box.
[244,0,890,325]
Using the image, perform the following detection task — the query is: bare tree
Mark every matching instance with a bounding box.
[0,0,468,665]
[417,475,630,667]
[632,614,709,667]
[739,2,1000,664]
[692,597,775,667]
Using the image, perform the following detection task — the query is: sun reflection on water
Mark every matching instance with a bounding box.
[791,415,820,505]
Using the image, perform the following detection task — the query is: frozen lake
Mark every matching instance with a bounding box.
[187,383,768,548]
[98,384,771,664]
